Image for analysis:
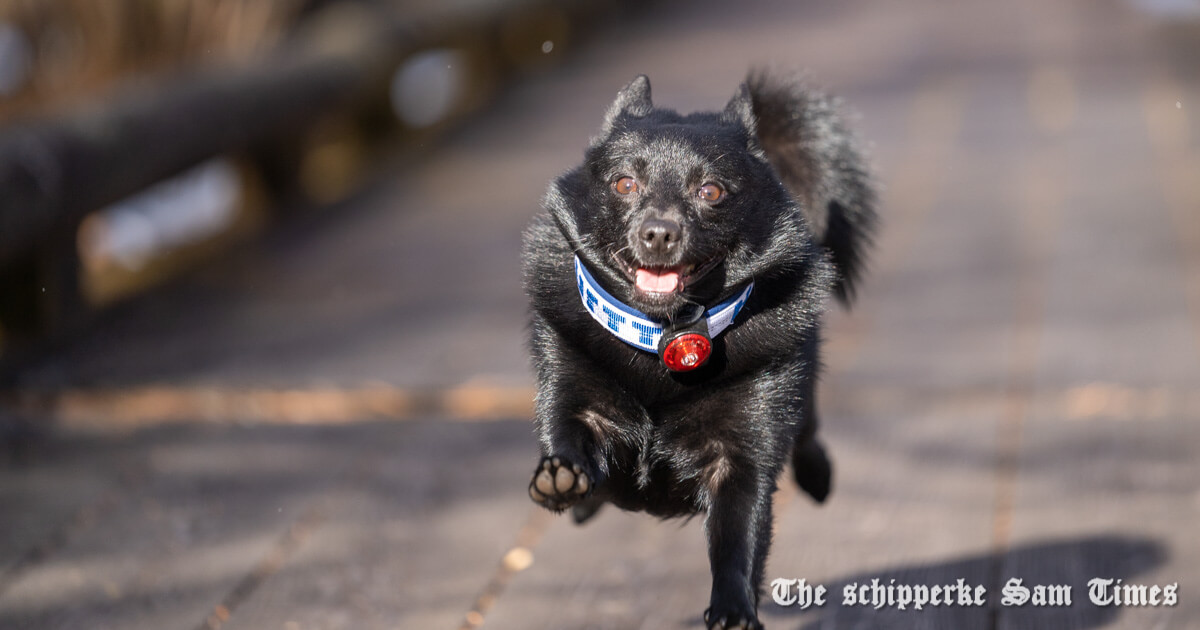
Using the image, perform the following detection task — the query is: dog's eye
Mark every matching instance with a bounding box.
[698,183,724,203]
[613,177,639,195]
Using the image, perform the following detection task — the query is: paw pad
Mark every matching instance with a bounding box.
[528,456,590,512]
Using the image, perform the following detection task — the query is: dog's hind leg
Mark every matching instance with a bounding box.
[792,437,832,504]
[791,371,833,503]
[570,496,605,524]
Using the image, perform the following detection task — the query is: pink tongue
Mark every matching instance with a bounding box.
[635,268,679,293]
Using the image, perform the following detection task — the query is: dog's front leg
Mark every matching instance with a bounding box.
[527,402,606,514]
[704,470,772,630]
[526,317,616,513]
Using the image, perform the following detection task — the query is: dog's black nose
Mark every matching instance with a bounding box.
[638,218,681,256]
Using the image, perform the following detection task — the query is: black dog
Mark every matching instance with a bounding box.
[523,70,876,629]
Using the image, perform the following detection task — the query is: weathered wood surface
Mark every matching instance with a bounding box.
[3,0,1200,628]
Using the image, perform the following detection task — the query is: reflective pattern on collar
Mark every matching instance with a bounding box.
[574,255,753,353]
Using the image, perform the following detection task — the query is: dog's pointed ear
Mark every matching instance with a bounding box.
[722,82,767,158]
[722,82,758,136]
[592,75,653,145]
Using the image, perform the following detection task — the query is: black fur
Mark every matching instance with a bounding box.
[746,70,877,304]
[523,70,875,629]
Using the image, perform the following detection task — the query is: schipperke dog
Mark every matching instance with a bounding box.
[523,70,876,629]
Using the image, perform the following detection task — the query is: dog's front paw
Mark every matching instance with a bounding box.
[704,605,763,630]
[528,456,591,512]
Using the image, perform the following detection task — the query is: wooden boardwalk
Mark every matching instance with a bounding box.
[2,0,1200,628]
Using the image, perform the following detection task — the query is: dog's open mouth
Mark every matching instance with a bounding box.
[613,254,722,295]
[635,268,681,293]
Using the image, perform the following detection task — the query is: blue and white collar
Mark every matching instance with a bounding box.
[574,255,753,353]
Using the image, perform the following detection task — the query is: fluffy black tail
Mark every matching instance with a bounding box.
[747,70,877,306]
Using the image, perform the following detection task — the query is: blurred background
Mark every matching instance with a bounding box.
[1,0,1199,628]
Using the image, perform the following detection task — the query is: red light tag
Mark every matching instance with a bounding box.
[661,333,712,372]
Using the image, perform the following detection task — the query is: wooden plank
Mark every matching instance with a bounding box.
[217,419,537,630]
[0,435,145,589]
[997,410,1199,630]
[0,424,337,629]
[758,73,1046,630]
[0,419,538,630]
[999,7,1200,628]
[483,505,712,629]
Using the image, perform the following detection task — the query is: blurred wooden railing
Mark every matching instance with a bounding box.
[0,0,614,373]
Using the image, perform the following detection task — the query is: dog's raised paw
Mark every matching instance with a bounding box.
[528,456,591,512]
[704,607,763,630]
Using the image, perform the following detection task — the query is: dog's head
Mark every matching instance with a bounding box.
[549,75,803,319]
